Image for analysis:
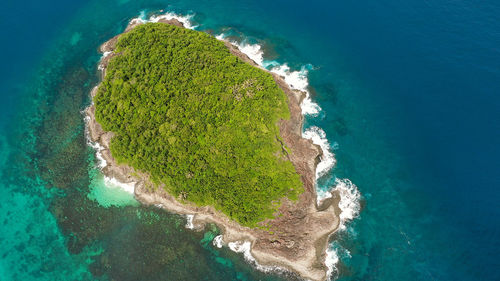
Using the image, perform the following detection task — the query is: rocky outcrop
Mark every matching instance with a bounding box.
[86,19,340,281]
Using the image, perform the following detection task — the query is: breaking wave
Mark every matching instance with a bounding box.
[303,126,336,179]
[212,235,223,248]
[334,178,361,228]
[83,115,108,169]
[325,246,340,279]
[130,11,197,29]
[216,34,265,66]
[215,31,360,278]
[103,176,135,194]
[89,11,362,279]
[185,214,195,229]
[227,241,283,273]
[215,35,321,117]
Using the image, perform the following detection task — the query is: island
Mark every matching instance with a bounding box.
[86,18,340,281]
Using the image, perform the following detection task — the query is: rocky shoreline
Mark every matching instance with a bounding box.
[85,18,341,281]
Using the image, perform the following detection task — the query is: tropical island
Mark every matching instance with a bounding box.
[86,18,340,281]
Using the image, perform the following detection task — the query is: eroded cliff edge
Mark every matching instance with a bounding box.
[86,18,341,281]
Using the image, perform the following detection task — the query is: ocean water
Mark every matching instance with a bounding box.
[1,0,499,281]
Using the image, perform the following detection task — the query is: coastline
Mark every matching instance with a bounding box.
[85,17,341,281]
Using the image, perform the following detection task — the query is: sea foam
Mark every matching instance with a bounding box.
[269,64,321,116]
[149,12,197,29]
[185,214,195,229]
[334,178,361,229]
[92,12,361,277]
[83,115,108,169]
[84,101,135,195]
[303,126,336,179]
[324,240,354,280]
[130,11,197,30]
[325,246,340,279]
[97,51,112,71]
[321,178,360,279]
[216,34,265,66]
[227,241,283,273]
[215,29,361,276]
[216,34,321,117]
[212,235,223,248]
[103,176,136,194]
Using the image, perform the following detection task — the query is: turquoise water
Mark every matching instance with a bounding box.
[1,0,499,280]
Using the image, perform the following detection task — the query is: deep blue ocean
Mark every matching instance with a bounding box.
[1,0,499,280]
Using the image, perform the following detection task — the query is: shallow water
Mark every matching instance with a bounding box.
[1,0,499,280]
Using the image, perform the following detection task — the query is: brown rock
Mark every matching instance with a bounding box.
[86,19,341,281]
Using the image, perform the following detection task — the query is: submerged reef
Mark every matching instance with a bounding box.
[87,18,341,281]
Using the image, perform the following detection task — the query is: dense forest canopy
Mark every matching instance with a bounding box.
[95,23,303,226]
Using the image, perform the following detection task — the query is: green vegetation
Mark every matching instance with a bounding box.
[94,23,303,226]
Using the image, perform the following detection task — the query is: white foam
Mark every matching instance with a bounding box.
[101,51,112,59]
[213,235,223,248]
[334,178,361,230]
[236,42,265,66]
[83,115,108,169]
[92,18,361,275]
[185,214,195,229]
[325,246,340,279]
[130,11,197,30]
[269,64,321,116]
[149,12,196,29]
[316,178,361,228]
[103,176,136,194]
[129,10,148,25]
[270,64,308,91]
[301,93,322,116]
[303,126,336,179]
[227,241,281,273]
[316,189,334,205]
[97,51,112,71]
[217,33,322,117]
[92,143,108,169]
[228,241,252,258]
[84,111,136,196]
[129,17,146,25]
[217,31,361,234]
[217,34,265,66]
